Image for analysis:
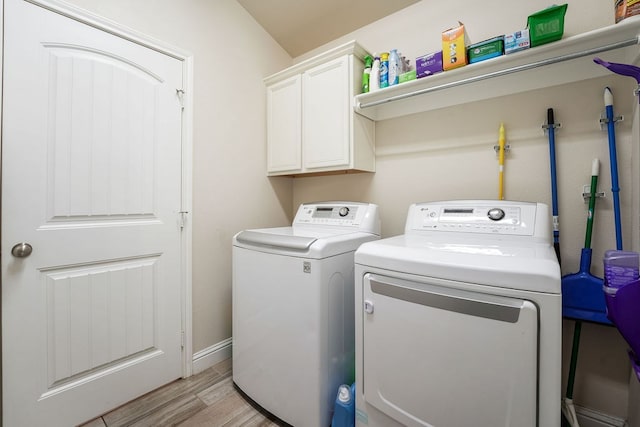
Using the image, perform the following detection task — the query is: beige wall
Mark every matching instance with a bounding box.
[62,0,294,351]
[292,0,635,420]
[297,0,614,63]
[57,0,637,419]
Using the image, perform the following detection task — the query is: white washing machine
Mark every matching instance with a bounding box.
[232,201,380,427]
[354,200,561,427]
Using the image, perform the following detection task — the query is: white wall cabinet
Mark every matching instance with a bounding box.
[265,41,374,176]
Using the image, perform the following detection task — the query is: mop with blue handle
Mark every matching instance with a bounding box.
[604,87,623,250]
[546,108,561,264]
[593,56,640,381]
[594,57,639,249]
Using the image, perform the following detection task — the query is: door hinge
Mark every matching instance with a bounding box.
[181,331,185,349]
[179,211,189,229]
[176,89,185,110]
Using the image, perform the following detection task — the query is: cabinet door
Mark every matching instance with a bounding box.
[267,75,302,173]
[303,56,350,170]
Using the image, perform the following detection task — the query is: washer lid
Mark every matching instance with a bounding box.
[233,226,379,259]
[233,202,380,258]
[235,230,317,251]
[355,234,561,294]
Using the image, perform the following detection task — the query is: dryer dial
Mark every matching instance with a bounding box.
[339,207,350,217]
[487,208,506,221]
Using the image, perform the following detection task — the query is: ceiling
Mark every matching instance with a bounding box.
[237,0,420,58]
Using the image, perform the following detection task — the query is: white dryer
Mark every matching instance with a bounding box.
[233,201,380,427]
[354,200,561,427]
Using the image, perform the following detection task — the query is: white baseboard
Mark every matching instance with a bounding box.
[576,404,627,427]
[191,338,232,375]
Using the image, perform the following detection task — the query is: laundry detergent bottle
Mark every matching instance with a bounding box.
[331,383,355,427]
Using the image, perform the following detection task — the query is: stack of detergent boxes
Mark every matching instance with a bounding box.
[414,4,568,80]
[416,22,531,80]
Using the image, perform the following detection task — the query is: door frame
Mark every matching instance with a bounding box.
[0,0,195,377]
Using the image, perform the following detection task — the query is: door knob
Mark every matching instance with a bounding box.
[11,243,32,258]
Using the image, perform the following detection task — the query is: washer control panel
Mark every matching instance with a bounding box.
[406,201,543,236]
[293,202,380,234]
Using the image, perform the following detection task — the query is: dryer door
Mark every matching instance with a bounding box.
[362,273,538,427]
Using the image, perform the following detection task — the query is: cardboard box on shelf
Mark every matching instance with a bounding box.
[467,36,504,64]
[442,22,468,70]
[504,29,530,54]
[416,51,443,78]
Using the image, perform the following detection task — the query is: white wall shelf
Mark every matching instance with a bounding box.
[354,19,640,121]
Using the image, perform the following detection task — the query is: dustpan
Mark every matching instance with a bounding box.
[562,247,611,324]
[561,160,611,325]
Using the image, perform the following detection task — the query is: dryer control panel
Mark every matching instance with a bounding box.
[406,200,550,240]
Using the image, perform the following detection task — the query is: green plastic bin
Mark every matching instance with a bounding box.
[528,4,568,47]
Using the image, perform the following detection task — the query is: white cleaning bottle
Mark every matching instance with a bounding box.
[370,56,381,92]
[388,49,400,86]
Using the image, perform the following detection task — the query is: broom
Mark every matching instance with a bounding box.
[561,159,602,427]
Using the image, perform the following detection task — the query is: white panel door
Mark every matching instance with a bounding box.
[2,1,184,425]
[303,55,350,170]
[266,74,302,174]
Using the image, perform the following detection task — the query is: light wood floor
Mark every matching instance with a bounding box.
[80,359,290,427]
